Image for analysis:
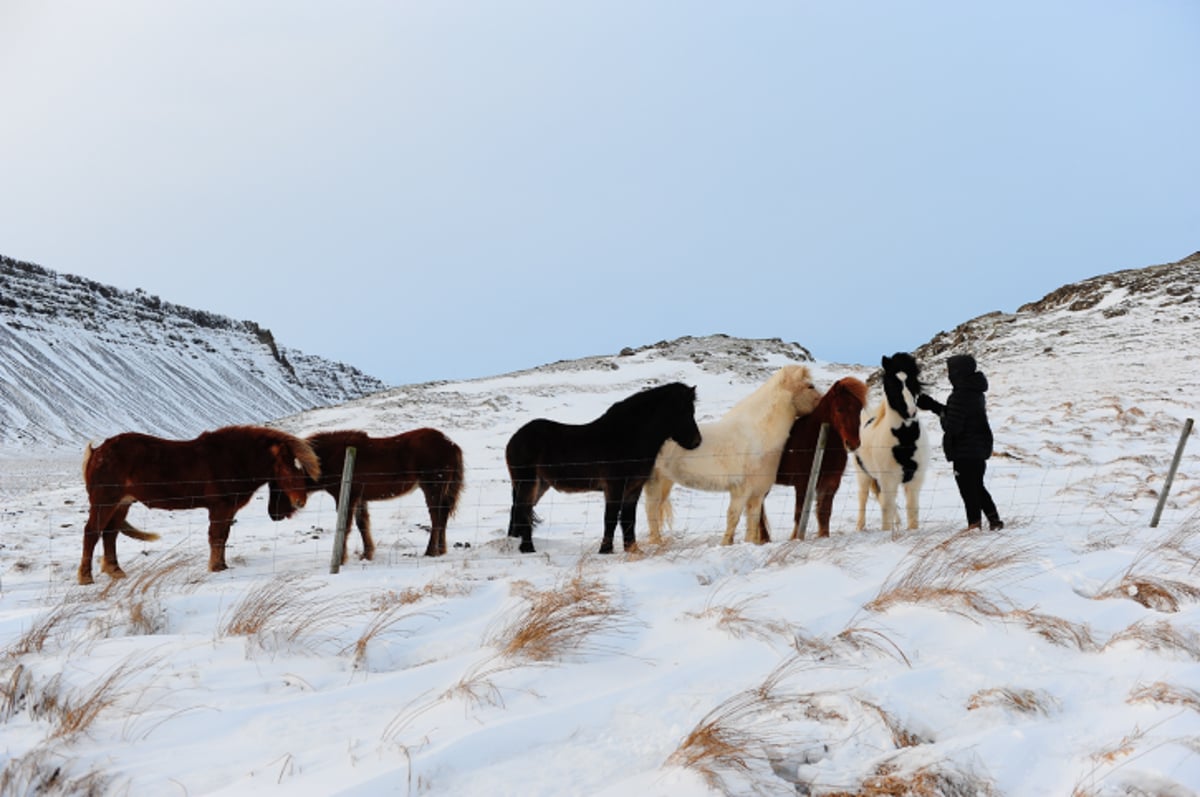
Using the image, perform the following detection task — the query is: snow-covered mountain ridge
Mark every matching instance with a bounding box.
[0,254,388,450]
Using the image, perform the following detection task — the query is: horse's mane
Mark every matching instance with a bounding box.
[601,382,695,421]
[823,377,867,413]
[204,425,321,480]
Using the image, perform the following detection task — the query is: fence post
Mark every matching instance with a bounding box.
[795,423,830,541]
[330,446,357,573]
[1151,418,1193,528]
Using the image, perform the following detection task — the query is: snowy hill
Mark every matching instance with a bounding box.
[0,253,1198,796]
[0,255,388,450]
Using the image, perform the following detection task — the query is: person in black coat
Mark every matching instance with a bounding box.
[916,354,1004,531]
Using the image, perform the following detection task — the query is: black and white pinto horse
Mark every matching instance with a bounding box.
[854,352,929,532]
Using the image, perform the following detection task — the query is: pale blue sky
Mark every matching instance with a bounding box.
[3,1,1197,386]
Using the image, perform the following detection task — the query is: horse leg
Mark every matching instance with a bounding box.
[206,507,236,572]
[508,476,544,554]
[816,480,836,538]
[598,489,622,555]
[80,499,126,584]
[354,501,376,561]
[745,491,767,545]
[420,480,451,558]
[903,481,921,531]
[855,471,871,531]
[642,473,672,545]
[619,490,642,553]
[100,503,135,579]
[791,486,805,541]
[421,484,450,558]
[879,481,900,532]
[722,491,747,546]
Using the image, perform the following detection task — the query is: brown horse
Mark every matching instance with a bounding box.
[763,376,867,540]
[79,425,321,584]
[270,428,465,559]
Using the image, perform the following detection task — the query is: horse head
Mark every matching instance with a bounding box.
[881,353,922,419]
[268,437,321,517]
[780,365,821,416]
[669,384,703,450]
[828,377,868,451]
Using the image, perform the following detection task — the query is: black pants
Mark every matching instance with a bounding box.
[953,458,999,527]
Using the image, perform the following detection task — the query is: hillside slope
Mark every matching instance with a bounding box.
[0,255,387,450]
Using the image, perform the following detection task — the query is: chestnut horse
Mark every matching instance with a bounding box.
[269,428,464,559]
[643,365,821,546]
[79,425,321,584]
[505,382,702,555]
[762,376,867,541]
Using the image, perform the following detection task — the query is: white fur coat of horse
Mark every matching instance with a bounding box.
[853,354,930,532]
[643,364,821,545]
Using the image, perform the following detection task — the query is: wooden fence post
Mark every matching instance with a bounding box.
[1151,418,1193,528]
[795,423,830,541]
[330,446,357,573]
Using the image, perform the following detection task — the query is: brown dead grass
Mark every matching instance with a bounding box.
[1127,681,1200,713]
[1104,619,1200,661]
[966,686,1058,716]
[220,574,352,650]
[855,698,931,749]
[1095,524,1200,612]
[866,530,1032,621]
[688,592,793,644]
[490,569,631,662]
[0,748,112,797]
[1003,608,1098,651]
[823,763,997,797]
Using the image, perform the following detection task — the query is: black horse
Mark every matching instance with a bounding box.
[505,382,703,555]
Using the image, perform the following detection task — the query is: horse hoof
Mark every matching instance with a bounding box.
[77,572,94,586]
[598,543,614,555]
[519,542,536,554]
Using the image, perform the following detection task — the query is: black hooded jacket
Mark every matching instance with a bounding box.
[917,354,994,462]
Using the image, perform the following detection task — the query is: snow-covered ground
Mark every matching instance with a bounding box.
[1,311,1198,795]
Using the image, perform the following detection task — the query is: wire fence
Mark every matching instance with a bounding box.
[9,429,1195,598]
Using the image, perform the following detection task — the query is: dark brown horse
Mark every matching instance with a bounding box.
[270,428,465,559]
[80,425,321,584]
[506,382,702,555]
[763,376,867,540]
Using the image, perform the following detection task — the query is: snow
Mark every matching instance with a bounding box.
[2,299,1199,795]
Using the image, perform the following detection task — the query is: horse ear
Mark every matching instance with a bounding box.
[881,355,891,369]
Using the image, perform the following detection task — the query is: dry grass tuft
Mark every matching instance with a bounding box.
[1105,619,1200,661]
[866,531,1031,621]
[665,689,791,795]
[856,698,932,749]
[1003,608,1098,651]
[50,653,160,740]
[1127,681,1200,713]
[0,748,113,797]
[1095,524,1200,612]
[490,570,631,662]
[220,574,352,650]
[966,686,1058,716]
[688,592,793,644]
[791,626,912,668]
[824,762,997,797]
[344,605,434,671]
[4,595,89,658]
[368,580,467,611]
[1098,576,1200,613]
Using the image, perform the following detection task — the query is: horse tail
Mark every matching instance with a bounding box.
[117,519,161,542]
[82,441,95,483]
[443,439,465,519]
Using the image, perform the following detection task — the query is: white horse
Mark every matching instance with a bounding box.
[854,352,930,532]
[643,364,821,545]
